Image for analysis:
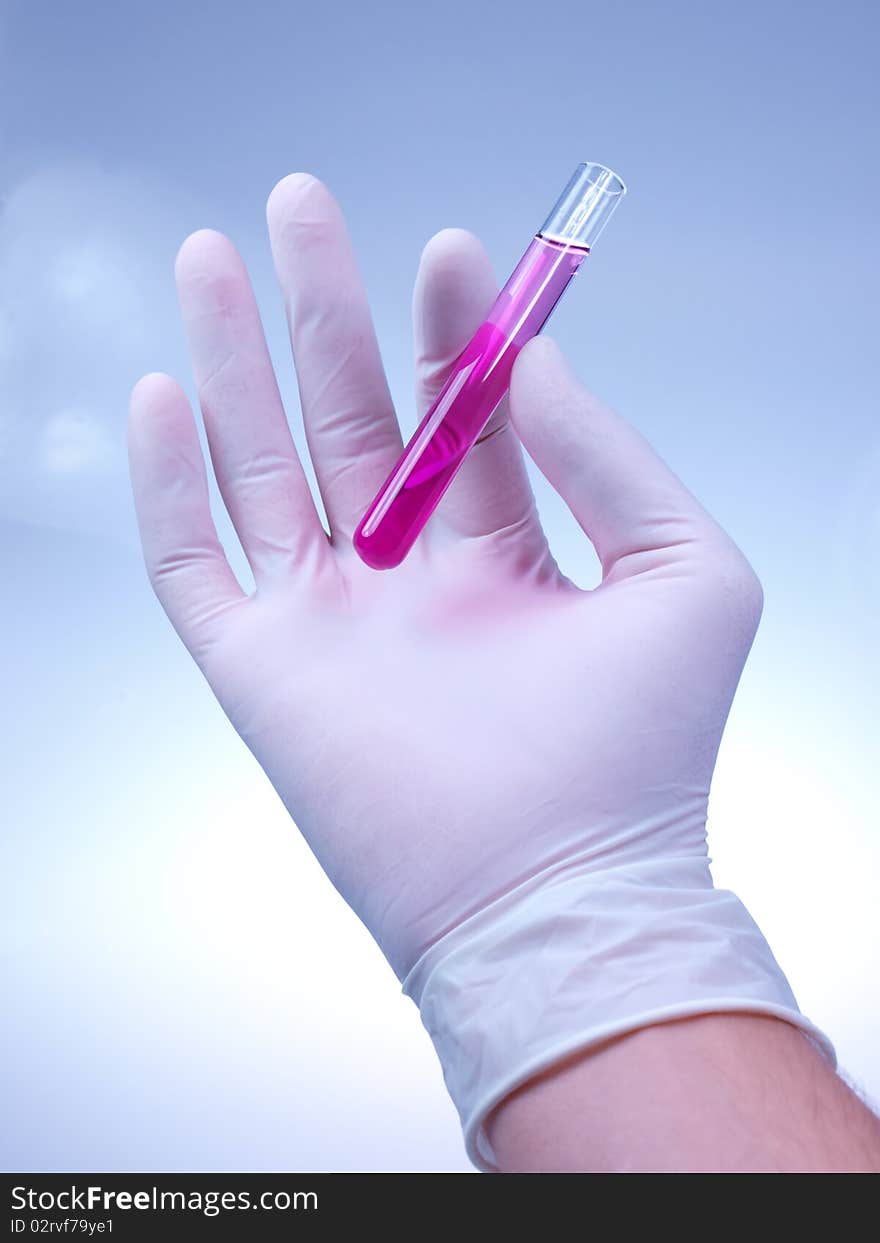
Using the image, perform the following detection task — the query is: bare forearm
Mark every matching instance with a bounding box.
[487,1013,880,1173]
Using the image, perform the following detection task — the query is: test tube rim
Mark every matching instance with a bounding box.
[573,161,628,197]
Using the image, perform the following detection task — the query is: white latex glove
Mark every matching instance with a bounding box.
[128,174,832,1171]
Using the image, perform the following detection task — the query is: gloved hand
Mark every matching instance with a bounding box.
[128,173,832,1170]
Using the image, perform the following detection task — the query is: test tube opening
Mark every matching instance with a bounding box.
[540,162,627,250]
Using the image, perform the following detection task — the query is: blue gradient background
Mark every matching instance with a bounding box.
[1,0,877,1171]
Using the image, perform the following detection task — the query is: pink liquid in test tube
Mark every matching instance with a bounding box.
[354,163,626,570]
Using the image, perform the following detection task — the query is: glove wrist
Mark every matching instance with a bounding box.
[402,854,835,1171]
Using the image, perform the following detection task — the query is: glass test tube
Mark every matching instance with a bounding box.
[353,162,627,570]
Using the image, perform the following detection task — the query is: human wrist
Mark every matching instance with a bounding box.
[486,1012,873,1173]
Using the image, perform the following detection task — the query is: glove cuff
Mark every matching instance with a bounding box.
[402,855,835,1172]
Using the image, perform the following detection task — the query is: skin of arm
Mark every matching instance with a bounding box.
[487,1013,880,1173]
